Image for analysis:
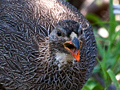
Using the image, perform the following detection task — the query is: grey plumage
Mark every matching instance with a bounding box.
[0,0,97,90]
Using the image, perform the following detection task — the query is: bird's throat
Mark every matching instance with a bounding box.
[55,52,75,68]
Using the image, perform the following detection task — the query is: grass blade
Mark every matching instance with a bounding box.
[107,69,120,90]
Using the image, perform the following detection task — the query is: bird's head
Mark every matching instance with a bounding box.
[49,20,83,63]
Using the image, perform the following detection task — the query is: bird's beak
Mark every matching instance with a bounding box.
[63,37,82,61]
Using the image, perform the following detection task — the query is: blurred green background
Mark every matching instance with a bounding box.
[66,0,120,90]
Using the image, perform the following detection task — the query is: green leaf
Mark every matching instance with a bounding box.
[107,69,120,90]
[97,58,107,80]
[81,85,91,90]
[96,40,105,57]
[109,0,115,40]
[93,83,104,90]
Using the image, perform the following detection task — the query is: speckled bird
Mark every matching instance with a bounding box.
[0,0,97,90]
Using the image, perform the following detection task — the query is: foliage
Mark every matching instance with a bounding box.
[81,0,120,90]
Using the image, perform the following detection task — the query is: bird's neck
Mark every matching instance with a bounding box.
[55,52,75,69]
[48,39,76,69]
[39,37,75,70]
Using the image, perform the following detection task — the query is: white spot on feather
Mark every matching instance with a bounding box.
[55,52,74,69]
[70,32,77,39]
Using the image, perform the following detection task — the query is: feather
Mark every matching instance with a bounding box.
[0,0,97,90]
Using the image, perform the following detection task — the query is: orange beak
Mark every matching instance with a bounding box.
[63,37,82,61]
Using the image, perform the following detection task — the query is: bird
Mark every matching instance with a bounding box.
[0,0,97,90]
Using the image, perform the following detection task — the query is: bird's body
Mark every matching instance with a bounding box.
[0,0,96,90]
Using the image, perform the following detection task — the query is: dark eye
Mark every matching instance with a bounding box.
[57,31,61,36]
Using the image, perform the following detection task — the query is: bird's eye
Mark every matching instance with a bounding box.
[57,31,61,36]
